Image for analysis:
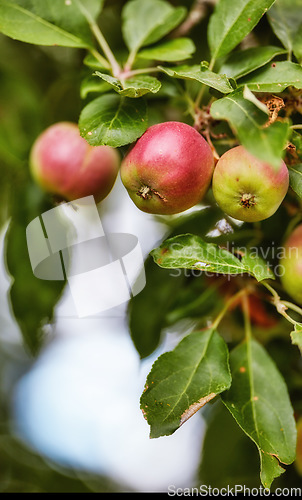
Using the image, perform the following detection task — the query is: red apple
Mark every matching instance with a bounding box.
[30,122,120,203]
[212,146,289,222]
[280,224,302,305]
[120,121,214,215]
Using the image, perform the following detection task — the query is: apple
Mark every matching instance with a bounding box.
[295,416,302,476]
[280,224,302,305]
[30,122,120,203]
[120,121,214,215]
[212,146,289,222]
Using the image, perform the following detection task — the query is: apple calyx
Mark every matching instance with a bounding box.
[240,193,256,208]
[137,185,168,202]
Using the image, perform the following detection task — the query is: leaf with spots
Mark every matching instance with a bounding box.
[208,0,277,62]
[151,233,246,276]
[239,61,302,92]
[78,94,148,147]
[220,45,287,79]
[141,328,231,438]
[151,233,274,281]
[222,339,297,489]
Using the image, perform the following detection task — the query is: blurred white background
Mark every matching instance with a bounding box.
[0,175,206,492]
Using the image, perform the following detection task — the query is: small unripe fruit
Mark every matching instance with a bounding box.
[212,146,289,222]
[120,121,214,215]
[280,224,302,305]
[30,122,120,203]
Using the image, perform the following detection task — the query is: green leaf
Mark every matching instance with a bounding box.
[210,88,290,168]
[151,233,276,282]
[208,0,276,62]
[242,85,269,114]
[80,76,111,99]
[267,0,302,57]
[220,46,287,79]
[241,249,275,281]
[151,234,247,276]
[159,64,234,94]
[293,29,302,63]
[260,453,286,488]
[291,130,302,160]
[239,61,302,92]
[5,182,66,355]
[138,38,195,62]
[199,401,261,488]
[144,7,187,48]
[222,339,297,489]
[141,328,231,438]
[289,164,302,199]
[94,72,161,98]
[0,0,103,48]
[122,0,186,53]
[290,323,302,354]
[78,94,148,147]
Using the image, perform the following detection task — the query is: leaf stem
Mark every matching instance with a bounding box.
[195,85,206,108]
[261,281,279,301]
[242,292,252,342]
[194,58,215,108]
[124,49,138,73]
[121,67,160,79]
[74,0,121,77]
[211,287,250,330]
[282,301,302,318]
[89,22,121,77]
[290,124,302,130]
[89,48,110,70]
[262,281,301,326]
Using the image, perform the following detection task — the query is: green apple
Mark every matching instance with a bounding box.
[212,146,289,222]
[280,224,302,305]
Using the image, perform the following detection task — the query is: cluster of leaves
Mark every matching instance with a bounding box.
[1,0,302,491]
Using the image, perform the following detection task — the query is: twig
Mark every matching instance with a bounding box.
[211,288,251,330]
[171,0,217,38]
